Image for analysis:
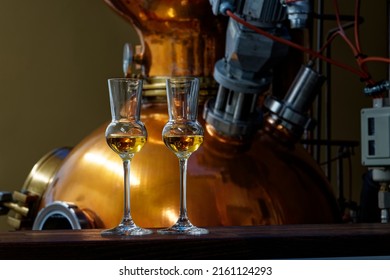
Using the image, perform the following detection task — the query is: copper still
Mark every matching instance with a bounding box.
[6,0,340,230]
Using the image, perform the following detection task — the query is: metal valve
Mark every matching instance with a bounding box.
[378,183,390,223]
[5,190,39,229]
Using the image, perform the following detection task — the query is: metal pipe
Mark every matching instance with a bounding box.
[315,0,324,165]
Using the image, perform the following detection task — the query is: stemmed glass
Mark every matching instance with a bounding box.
[158,77,209,235]
[101,78,152,236]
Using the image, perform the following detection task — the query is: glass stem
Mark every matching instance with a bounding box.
[178,158,189,222]
[122,158,133,225]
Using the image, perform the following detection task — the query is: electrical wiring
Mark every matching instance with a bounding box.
[361,56,390,65]
[319,27,353,55]
[354,0,362,53]
[332,0,356,54]
[317,3,360,64]
[332,0,373,84]
[225,9,372,83]
[227,0,390,95]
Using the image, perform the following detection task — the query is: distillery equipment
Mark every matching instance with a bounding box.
[1,0,342,230]
[361,95,390,223]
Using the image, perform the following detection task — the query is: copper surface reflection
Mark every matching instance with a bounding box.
[104,0,227,77]
[24,0,341,229]
[39,103,340,228]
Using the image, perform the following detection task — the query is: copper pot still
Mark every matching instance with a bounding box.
[16,0,340,230]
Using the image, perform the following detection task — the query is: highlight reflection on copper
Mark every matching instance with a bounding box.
[19,0,341,230]
[104,0,227,77]
[38,102,340,229]
[83,152,141,187]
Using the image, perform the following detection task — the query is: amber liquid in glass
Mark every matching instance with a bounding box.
[107,135,146,156]
[163,135,203,158]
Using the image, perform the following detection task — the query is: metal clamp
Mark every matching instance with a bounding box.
[32,201,97,230]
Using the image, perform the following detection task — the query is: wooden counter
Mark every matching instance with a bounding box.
[0,224,390,259]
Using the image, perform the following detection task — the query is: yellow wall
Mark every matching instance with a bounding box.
[0,1,387,231]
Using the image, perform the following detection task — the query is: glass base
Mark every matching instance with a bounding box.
[157,219,209,235]
[101,221,152,237]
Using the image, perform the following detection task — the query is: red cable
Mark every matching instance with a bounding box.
[319,32,340,54]
[226,10,371,81]
[317,21,355,56]
[361,56,390,65]
[332,0,374,84]
[354,0,362,53]
[332,0,359,56]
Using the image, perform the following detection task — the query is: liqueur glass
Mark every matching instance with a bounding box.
[101,78,152,236]
[158,77,209,235]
